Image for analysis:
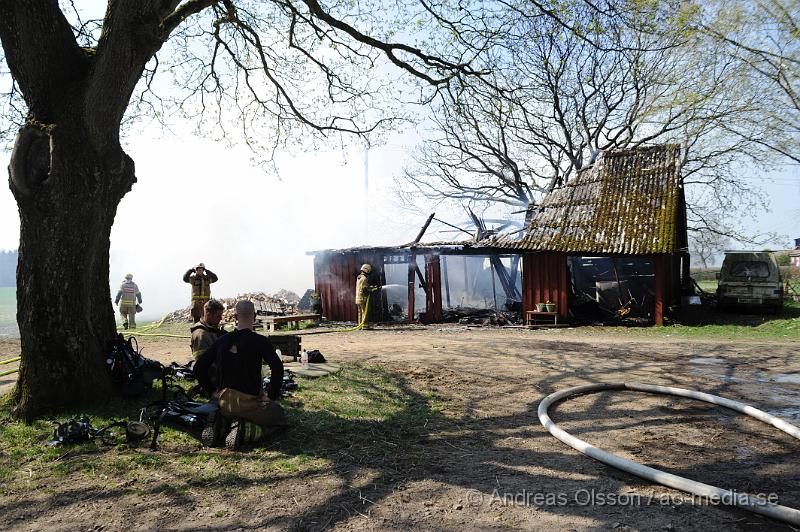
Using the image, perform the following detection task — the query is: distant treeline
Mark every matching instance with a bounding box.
[0,250,18,287]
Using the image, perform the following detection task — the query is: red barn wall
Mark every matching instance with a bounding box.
[522,252,569,321]
[314,252,386,322]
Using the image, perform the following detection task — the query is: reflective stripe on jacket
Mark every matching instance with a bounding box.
[355,273,368,304]
[183,269,218,300]
[115,281,141,305]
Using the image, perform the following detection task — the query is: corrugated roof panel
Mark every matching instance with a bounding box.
[487,144,682,254]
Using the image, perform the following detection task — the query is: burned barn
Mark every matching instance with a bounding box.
[489,144,690,325]
[309,243,523,324]
[310,144,689,326]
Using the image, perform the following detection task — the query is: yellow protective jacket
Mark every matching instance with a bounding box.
[115,281,141,305]
[190,321,225,359]
[355,273,369,304]
[183,269,218,301]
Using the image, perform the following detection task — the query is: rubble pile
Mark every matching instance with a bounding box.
[272,289,301,305]
[162,306,193,324]
[297,289,315,311]
[162,291,299,324]
[441,308,519,326]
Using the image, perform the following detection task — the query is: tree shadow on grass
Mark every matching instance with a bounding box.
[0,360,798,531]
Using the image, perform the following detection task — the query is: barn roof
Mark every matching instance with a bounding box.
[306,240,478,256]
[486,144,684,254]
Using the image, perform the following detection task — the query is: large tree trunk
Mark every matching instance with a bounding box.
[10,123,136,420]
[0,1,177,420]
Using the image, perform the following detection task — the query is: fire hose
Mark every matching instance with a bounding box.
[538,382,800,525]
[117,315,189,339]
[0,356,21,377]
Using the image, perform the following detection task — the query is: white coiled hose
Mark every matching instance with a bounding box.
[538,382,800,525]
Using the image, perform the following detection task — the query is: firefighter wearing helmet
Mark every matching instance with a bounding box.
[115,273,142,329]
[183,262,219,322]
[355,263,373,325]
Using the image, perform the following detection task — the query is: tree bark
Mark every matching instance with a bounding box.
[0,1,174,420]
[10,122,136,420]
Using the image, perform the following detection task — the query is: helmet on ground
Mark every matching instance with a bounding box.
[125,273,133,280]
[360,264,373,274]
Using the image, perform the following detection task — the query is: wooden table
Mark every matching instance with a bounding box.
[263,313,320,332]
[525,310,559,326]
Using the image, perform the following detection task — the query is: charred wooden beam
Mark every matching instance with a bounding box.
[412,212,436,245]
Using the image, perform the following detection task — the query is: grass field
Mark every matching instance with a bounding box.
[0,362,439,495]
[590,299,800,341]
[0,287,15,327]
[694,279,718,293]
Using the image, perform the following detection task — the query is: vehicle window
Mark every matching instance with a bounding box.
[729,261,770,278]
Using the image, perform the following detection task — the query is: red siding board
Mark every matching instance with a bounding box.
[559,253,568,320]
[338,256,349,321]
[425,255,443,322]
[543,253,550,304]
[522,252,569,321]
[347,255,356,322]
[331,256,340,321]
[333,257,341,321]
[346,255,356,322]
[654,254,667,326]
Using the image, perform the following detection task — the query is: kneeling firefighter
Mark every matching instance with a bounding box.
[194,300,287,449]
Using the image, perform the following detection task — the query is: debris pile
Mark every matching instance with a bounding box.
[162,291,299,324]
[162,306,193,324]
[441,308,519,326]
[297,289,320,311]
[272,289,301,305]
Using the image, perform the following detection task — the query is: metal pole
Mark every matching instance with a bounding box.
[442,256,451,309]
[490,260,498,309]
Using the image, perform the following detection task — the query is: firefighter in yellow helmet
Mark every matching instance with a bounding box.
[115,273,142,329]
[183,263,219,322]
[355,263,373,326]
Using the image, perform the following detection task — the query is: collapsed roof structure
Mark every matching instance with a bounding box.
[309,144,689,325]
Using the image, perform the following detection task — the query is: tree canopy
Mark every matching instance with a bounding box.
[0,0,500,418]
[398,0,799,246]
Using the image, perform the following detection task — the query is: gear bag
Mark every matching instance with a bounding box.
[106,334,162,397]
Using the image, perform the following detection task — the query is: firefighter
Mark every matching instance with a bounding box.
[115,273,142,329]
[183,263,219,322]
[195,300,287,448]
[191,299,226,360]
[355,263,373,325]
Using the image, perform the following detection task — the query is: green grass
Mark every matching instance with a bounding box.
[0,287,15,327]
[118,320,318,339]
[590,300,800,341]
[0,363,443,496]
[117,321,193,340]
[694,279,718,293]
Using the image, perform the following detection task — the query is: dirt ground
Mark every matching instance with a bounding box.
[1,326,799,531]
